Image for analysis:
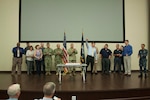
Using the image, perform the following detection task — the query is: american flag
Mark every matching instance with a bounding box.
[62,32,68,73]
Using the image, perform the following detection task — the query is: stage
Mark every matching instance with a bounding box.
[1,72,150,100]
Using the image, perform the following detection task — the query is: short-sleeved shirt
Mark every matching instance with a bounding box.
[100,48,112,58]
[113,49,122,58]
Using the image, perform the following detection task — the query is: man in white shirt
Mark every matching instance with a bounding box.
[86,39,97,74]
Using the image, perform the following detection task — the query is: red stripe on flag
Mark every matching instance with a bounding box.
[62,47,68,64]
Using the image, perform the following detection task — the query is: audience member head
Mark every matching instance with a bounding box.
[104,44,108,49]
[91,41,95,47]
[16,42,20,48]
[46,42,50,48]
[57,44,60,49]
[43,82,56,98]
[7,84,21,99]
[124,40,129,46]
[70,43,74,48]
[141,44,145,49]
[116,44,119,49]
[35,45,40,50]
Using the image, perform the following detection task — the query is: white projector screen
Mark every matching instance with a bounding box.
[19,0,125,42]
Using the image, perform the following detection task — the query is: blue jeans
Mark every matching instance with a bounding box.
[35,60,42,75]
[114,57,121,72]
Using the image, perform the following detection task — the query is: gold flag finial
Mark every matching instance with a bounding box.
[64,29,66,34]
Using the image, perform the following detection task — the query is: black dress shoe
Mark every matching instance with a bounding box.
[145,74,147,78]
[127,74,131,77]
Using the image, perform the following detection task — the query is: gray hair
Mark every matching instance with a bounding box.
[43,82,56,96]
[7,84,21,97]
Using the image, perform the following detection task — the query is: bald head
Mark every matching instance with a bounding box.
[7,84,21,98]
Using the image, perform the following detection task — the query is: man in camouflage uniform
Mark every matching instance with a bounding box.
[68,43,78,76]
[43,43,54,75]
[54,44,63,75]
[138,44,148,78]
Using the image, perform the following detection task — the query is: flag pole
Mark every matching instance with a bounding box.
[62,31,68,74]
[80,29,85,64]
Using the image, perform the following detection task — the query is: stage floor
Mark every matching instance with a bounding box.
[1,72,150,100]
[1,72,150,91]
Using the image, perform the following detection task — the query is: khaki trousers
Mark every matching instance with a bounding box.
[124,56,131,74]
[12,57,22,75]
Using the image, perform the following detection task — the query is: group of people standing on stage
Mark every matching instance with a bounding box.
[99,40,133,75]
[11,39,148,78]
[11,42,78,76]
[85,39,148,78]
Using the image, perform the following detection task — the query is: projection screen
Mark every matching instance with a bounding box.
[19,0,125,42]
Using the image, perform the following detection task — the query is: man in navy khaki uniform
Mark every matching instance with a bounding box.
[138,44,148,78]
[113,44,122,73]
[100,44,112,74]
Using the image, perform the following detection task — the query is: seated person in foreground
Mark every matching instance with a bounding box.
[7,83,21,100]
[35,82,61,100]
